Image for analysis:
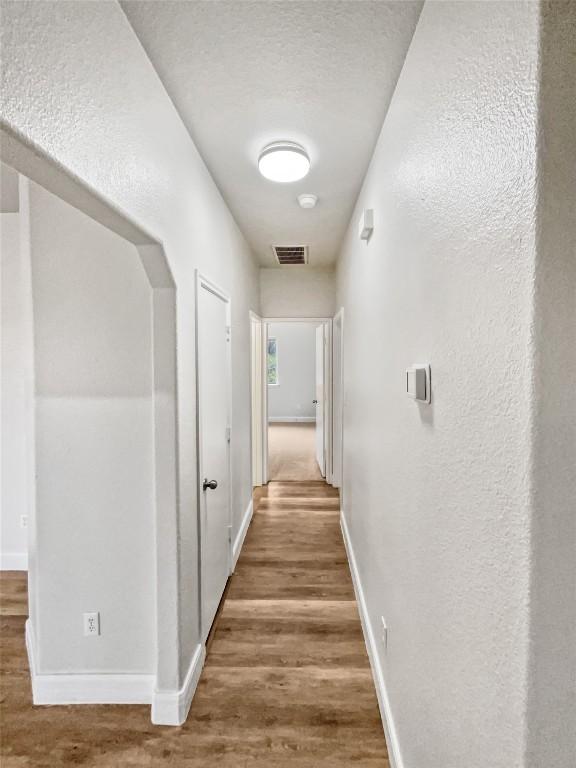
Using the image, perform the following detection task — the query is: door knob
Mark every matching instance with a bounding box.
[312,399,318,404]
[203,479,218,491]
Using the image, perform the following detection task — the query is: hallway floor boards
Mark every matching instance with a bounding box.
[0,481,388,766]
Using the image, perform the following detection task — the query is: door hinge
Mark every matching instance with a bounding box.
[228,524,232,542]
[225,426,231,443]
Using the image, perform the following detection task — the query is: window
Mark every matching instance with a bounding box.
[267,337,279,385]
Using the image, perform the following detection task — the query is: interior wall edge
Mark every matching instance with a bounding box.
[151,643,206,726]
[0,125,156,247]
[525,1,576,764]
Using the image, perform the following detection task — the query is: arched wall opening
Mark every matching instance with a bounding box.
[0,134,179,715]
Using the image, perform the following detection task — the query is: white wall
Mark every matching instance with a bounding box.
[260,267,335,317]
[1,166,33,570]
[268,322,317,420]
[336,2,548,767]
[28,180,156,673]
[1,0,260,696]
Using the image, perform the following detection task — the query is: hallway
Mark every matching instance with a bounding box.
[1,2,575,765]
[0,482,388,767]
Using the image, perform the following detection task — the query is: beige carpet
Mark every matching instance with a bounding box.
[268,422,323,481]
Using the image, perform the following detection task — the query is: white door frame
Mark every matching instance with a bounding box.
[332,308,345,493]
[195,270,233,641]
[259,317,333,485]
[249,311,265,487]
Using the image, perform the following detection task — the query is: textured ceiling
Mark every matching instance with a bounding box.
[121,1,423,267]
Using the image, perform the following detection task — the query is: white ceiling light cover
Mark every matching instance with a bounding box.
[258,141,310,183]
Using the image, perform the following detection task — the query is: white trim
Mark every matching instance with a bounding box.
[263,316,332,323]
[340,513,404,768]
[25,620,154,705]
[249,311,265,487]
[1,552,28,570]
[263,322,269,482]
[323,320,333,483]
[151,643,206,726]
[268,416,315,423]
[332,308,345,491]
[232,498,253,570]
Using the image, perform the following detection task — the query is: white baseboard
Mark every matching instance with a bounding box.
[151,643,206,726]
[1,552,28,570]
[25,620,154,705]
[232,498,253,570]
[268,416,315,423]
[340,513,404,768]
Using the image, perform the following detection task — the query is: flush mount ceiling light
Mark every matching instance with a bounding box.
[298,193,318,209]
[258,141,310,183]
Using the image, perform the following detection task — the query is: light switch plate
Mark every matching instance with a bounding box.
[406,364,431,403]
[358,208,374,241]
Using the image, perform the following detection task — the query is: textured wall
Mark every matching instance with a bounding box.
[260,267,335,317]
[0,0,260,690]
[336,2,541,766]
[267,323,317,419]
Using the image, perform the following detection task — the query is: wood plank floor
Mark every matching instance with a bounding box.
[0,481,388,766]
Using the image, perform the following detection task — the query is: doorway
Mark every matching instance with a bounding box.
[196,272,232,640]
[251,317,332,485]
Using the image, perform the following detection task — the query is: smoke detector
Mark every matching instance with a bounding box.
[298,193,318,209]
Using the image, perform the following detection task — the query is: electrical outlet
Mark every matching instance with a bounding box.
[381,616,388,650]
[83,612,100,636]
[20,515,28,529]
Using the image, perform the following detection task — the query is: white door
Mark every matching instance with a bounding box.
[197,274,231,638]
[315,324,325,476]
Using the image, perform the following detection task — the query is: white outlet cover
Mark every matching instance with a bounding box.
[20,515,28,528]
[83,612,100,636]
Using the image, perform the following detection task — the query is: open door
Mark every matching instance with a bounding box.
[315,323,325,476]
[196,272,232,639]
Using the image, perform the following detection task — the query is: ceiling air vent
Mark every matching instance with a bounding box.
[273,245,308,265]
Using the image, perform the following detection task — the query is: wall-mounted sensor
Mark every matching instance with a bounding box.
[359,208,374,241]
[406,364,431,403]
[298,193,318,209]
